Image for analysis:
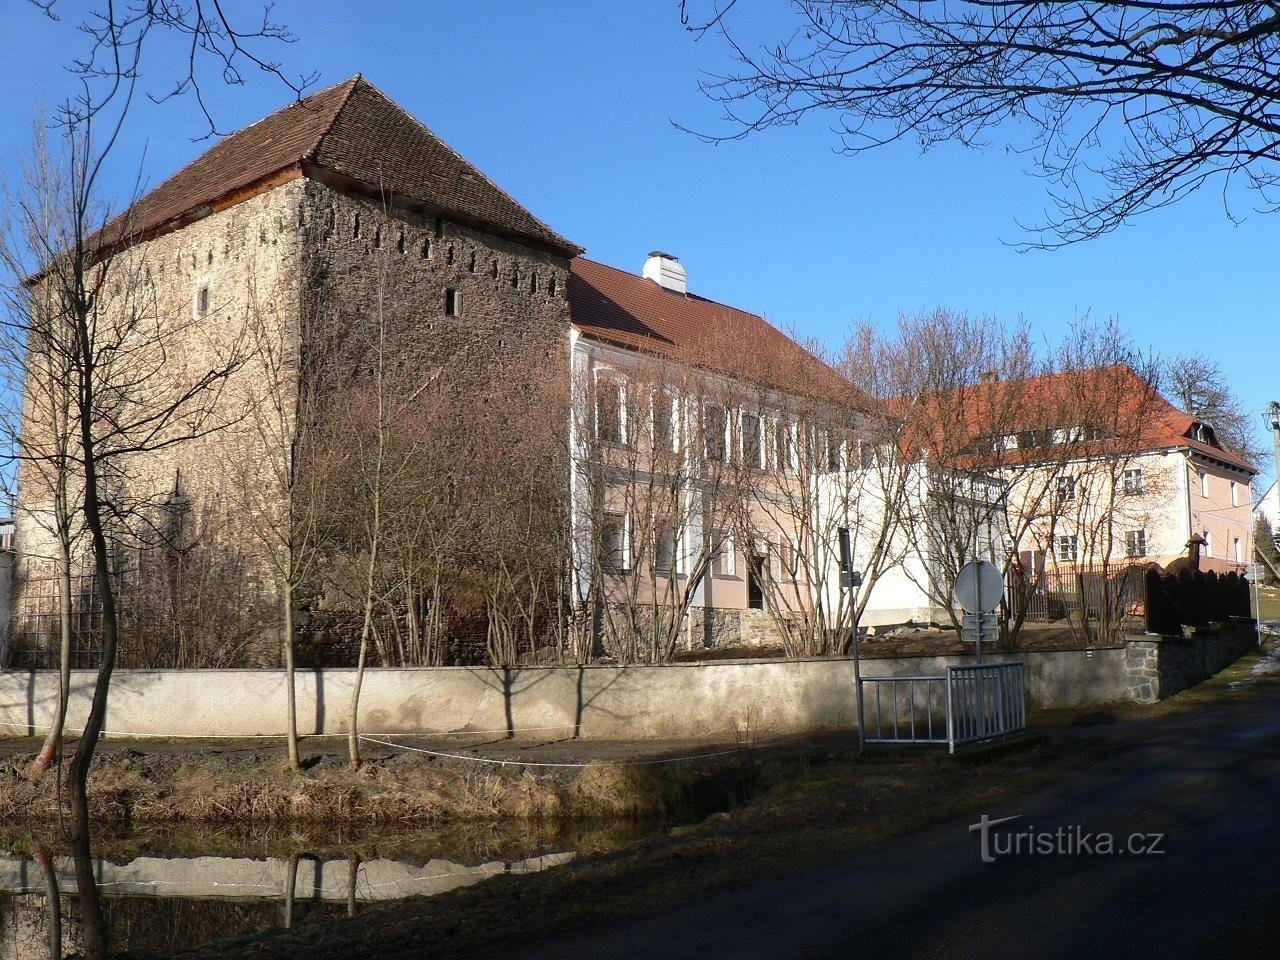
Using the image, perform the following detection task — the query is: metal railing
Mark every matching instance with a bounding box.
[946,661,1026,749]
[862,675,951,746]
[860,660,1026,753]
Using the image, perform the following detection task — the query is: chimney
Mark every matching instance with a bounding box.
[642,251,687,295]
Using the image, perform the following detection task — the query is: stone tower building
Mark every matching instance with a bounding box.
[10,76,581,666]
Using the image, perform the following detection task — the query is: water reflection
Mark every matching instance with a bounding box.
[0,821,641,958]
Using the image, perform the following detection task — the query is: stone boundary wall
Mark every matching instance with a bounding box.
[0,624,1255,741]
[1124,619,1258,702]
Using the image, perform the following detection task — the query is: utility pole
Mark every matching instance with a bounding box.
[1269,402,1280,480]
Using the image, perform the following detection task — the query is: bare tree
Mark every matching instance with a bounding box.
[1164,352,1265,467]
[572,353,752,664]
[862,312,1164,645]
[749,330,913,656]
[685,1,1280,245]
[0,121,87,778]
[28,0,314,136]
[241,274,329,772]
[2,114,249,870]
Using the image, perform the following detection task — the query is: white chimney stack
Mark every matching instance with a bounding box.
[642,250,687,295]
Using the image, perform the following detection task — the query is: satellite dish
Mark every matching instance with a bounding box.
[953,560,1004,614]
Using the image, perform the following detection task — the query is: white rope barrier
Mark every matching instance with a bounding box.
[357,735,744,768]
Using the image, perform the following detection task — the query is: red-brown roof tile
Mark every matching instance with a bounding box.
[98,76,579,255]
[568,257,856,401]
[895,363,1256,473]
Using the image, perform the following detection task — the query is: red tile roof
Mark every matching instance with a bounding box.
[567,257,855,400]
[896,363,1256,474]
[97,76,579,256]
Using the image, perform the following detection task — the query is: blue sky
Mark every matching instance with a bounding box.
[1,1,1274,483]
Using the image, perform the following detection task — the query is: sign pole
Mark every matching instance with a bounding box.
[839,528,864,757]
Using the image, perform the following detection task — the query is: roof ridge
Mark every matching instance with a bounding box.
[301,75,363,162]
[345,79,579,251]
[575,255,767,320]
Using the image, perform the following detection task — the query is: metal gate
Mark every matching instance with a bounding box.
[860,661,1026,754]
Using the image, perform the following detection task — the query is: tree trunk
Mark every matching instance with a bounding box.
[67,467,120,845]
[283,578,300,771]
[27,546,74,779]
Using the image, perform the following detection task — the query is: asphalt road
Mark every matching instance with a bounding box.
[508,654,1280,960]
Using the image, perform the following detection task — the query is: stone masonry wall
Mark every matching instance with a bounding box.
[12,180,306,665]
[293,180,574,664]
[1124,620,1257,702]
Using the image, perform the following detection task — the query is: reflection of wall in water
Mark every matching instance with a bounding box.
[0,890,294,959]
[0,850,575,958]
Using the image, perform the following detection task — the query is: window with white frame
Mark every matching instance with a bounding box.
[1234,536,1242,563]
[704,403,728,463]
[776,536,797,581]
[1055,475,1077,502]
[1199,470,1209,497]
[1202,529,1211,555]
[595,372,626,444]
[711,529,735,576]
[654,525,677,575]
[600,512,628,571]
[1123,468,1144,496]
[741,411,763,469]
[1056,535,1079,562]
[774,419,794,472]
[826,433,843,472]
[652,390,676,453]
[1230,480,1239,507]
[1125,529,1148,558]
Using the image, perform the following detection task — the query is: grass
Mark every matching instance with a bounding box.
[0,748,708,828]
[1253,584,1280,622]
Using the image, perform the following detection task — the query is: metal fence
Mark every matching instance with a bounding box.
[5,565,112,669]
[860,660,1027,753]
[1010,561,1146,623]
[862,675,951,746]
[947,662,1027,748]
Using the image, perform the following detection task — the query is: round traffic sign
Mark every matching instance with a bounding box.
[953,560,1004,613]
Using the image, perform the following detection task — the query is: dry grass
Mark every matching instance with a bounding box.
[0,748,694,827]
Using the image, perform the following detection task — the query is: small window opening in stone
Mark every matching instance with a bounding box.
[422,237,431,259]
[529,272,538,294]
[353,213,361,239]
[373,226,382,249]
[326,207,336,233]
[549,275,557,297]
[445,288,460,317]
[206,249,213,265]
[446,245,455,265]
[191,252,197,269]
[468,251,477,273]
[435,218,444,239]
[195,284,210,318]
[397,231,406,254]
[490,259,499,279]
[511,266,520,288]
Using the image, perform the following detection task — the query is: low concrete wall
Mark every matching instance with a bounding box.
[0,624,1254,741]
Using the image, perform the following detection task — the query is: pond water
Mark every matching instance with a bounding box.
[0,820,652,958]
